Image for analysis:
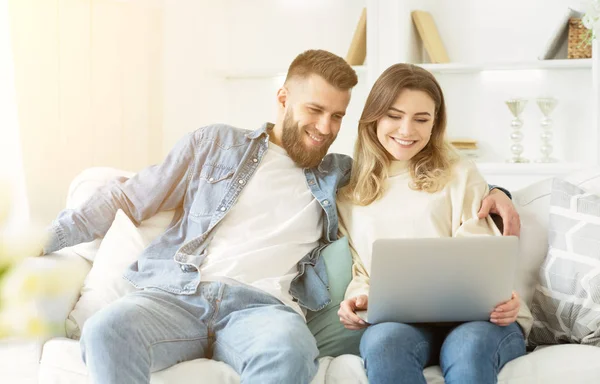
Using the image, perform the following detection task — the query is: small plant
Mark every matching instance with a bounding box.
[0,184,72,338]
[582,0,600,45]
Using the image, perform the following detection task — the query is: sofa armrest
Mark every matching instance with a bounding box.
[7,249,91,339]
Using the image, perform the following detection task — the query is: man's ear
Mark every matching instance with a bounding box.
[276,87,288,109]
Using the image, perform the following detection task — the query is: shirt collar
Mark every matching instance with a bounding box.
[245,122,273,140]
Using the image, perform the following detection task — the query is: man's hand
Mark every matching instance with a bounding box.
[478,188,521,237]
[490,291,520,326]
[338,295,370,330]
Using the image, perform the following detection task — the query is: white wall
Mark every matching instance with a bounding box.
[9,0,164,223]
[163,0,367,156]
[163,0,229,154]
[0,0,28,229]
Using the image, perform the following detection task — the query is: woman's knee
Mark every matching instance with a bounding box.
[441,321,525,362]
[360,322,431,358]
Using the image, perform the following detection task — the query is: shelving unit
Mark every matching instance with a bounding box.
[418,59,592,74]
[473,161,588,191]
[475,162,586,175]
[366,0,599,188]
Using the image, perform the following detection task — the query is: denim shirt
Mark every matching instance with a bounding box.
[45,123,352,311]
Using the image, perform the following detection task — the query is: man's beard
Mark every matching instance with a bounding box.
[280,110,334,168]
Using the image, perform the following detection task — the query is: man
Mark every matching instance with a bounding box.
[42,50,520,384]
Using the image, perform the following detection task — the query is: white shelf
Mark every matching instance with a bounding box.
[417,59,592,74]
[222,65,368,80]
[475,161,587,175]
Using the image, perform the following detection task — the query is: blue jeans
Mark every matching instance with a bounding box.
[80,282,319,384]
[360,321,526,384]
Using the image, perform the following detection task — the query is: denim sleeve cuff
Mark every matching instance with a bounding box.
[489,184,512,200]
[43,222,68,255]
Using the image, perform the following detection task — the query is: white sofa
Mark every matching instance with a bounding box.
[2,166,600,384]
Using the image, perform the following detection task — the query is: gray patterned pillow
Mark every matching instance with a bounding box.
[529,178,600,347]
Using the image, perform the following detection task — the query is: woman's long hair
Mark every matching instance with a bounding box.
[341,64,458,205]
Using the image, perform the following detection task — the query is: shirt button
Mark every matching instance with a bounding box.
[239,179,245,185]
[209,177,215,182]
[308,180,315,185]
[220,207,226,212]
[322,200,330,206]
[253,158,258,163]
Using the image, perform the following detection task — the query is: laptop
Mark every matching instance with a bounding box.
[358,236,519,324]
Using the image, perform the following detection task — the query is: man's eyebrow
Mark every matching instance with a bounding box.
[308,103,346,116]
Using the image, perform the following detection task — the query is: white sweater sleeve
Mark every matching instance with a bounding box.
[451,161,533,338]
[338,201,371,300]
[452,165,502,238]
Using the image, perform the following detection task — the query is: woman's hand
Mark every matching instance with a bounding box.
[490,291,520,326]
[338,295,370,330]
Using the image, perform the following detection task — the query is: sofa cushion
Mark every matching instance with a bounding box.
[495,344,600,383]
[66,209,173,338]
[512,167,600,307]
[528,178,600,347]
[37,338,600,383]
[306,237,363,358]
[39,337,240,384]
[38,338,369,384]
[0,338,43,384]
[513,177,555,306]
[422,344,600,384]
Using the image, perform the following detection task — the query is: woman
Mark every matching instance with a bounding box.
[336,63,532,384]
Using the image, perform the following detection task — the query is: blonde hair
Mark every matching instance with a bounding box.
[285,49,358,90]
[342,63,458,206]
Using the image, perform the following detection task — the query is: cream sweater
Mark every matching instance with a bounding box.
[338,159,533,337]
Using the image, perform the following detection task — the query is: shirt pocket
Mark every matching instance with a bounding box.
[189,164,235,218]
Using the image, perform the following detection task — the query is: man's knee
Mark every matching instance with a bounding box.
[80,303,139,354]
[258,322,318,365]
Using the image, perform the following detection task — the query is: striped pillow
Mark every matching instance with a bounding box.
[529,178,600,347]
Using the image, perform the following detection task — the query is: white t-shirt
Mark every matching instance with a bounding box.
[202,143,322,316]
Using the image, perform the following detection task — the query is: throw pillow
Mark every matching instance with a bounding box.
[66,209,174,339]
[306,237,364,357]
[528,178,600,347]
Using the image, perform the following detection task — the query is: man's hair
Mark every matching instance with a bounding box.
[285,49,358,90]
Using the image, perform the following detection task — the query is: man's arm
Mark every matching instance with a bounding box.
[43,130,199,254]
[489,184,511,199]
[478,184,520,237]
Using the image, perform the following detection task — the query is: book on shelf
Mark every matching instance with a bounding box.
[450,138,480,159]
[538,8,584,60]
[346,8,367,66]
[411,11,450,64]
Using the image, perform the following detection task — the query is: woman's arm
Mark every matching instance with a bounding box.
[344,247,371,300]
[452,162,533,337]
[338,241,370,329]
[337,201,370,329]
[452,162,503,237]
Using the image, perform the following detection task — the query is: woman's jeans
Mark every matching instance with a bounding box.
[360,321,526,384]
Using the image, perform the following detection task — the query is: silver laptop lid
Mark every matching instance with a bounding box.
[367,236,519,324]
